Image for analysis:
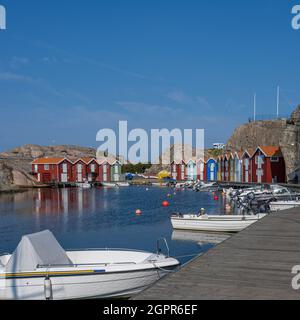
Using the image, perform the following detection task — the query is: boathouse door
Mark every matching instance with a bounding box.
[103,164,108,182]
[244,159,249,183]
[257,155,264,183]
[181,164,185,181]
[61,163,68,183]
[210,163,215,181]
[77,164,83,182]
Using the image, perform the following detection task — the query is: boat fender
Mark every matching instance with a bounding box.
[44,276,53,300]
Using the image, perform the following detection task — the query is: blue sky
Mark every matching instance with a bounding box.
[0,0,300,152]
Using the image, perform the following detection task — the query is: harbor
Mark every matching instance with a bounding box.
[134,206,300,300]
[1,1,300,304]
[1,180,300,299]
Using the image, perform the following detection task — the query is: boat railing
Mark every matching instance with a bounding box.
[66,248,151,253]
[156,238,170,258]
[37,261,137,269]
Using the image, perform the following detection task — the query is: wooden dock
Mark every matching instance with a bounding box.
[134,208,300,300]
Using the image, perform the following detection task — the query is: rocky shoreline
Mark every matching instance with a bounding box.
[0,145,100,192]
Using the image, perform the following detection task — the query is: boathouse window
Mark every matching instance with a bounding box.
[77,164,82,172]
[115,165,119,174]
[34,165,38,172]
[91,164,95,173]
[103,165,107,173]
[44,164,49,170]
[271,157,279,162]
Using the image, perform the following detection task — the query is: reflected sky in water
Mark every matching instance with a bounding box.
[0,187,233,264]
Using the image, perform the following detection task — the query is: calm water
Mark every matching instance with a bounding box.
[0,186,232,264]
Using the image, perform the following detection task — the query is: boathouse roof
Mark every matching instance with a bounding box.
[255,146,282,157]
[31,157,66,165]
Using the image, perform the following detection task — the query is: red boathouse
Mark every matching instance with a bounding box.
[31,158,73,183]
[251,146,286,183]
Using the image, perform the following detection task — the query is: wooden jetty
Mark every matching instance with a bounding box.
[134,208,300,300]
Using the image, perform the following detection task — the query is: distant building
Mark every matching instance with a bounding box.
[31,157,123,184]
[213,143,225,150]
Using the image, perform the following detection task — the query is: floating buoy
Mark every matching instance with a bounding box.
[214,195,219,201]
[135,209,142,215]
[167,194,171,198]
[162,201,169,207]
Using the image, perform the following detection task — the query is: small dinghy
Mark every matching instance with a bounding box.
[171,213,267,233]
[102,182,129,188]
[0,231,179,300]
[76,181,91,189]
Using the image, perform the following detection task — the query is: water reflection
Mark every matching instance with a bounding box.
[172,230,231,245]
[0,187,235,264]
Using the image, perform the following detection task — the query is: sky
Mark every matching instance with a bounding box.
[0,0,300,154]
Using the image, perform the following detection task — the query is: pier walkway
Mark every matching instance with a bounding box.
[134,208,300,300]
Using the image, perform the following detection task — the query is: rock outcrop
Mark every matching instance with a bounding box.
[226,105,300,181]
[0,161,14,191]
[226,120,287,151]
[280,105,300,179]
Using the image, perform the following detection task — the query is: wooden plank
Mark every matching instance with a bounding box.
[134,208,300,300]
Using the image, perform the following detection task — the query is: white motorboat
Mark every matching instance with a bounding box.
[269,200,300,212]
[171,213,267,233]
[102,182,130,188]
[0,231,179,300]
[76,182,91,189]
[116,182,130,187]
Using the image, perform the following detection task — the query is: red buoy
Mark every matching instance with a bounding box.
[135,209,142,215]
[162,201,169,207]
[214,196,219,201]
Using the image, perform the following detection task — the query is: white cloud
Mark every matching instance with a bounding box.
[196,96,213,110]
[9,57,30,69]
[166,90,193,104]
[116,101,182,115]
[0,71,35,83]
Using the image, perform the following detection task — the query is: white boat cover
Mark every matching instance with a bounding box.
[5,230,72,273]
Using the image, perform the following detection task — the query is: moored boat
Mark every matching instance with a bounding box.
[269,200,300,212]
[171,213,267,233]
[102,182,130,188]
[0,230,179,300]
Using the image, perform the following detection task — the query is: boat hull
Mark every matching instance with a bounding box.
[171,215,267,233]
[269,202,300,212]
[0,266,177,300]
